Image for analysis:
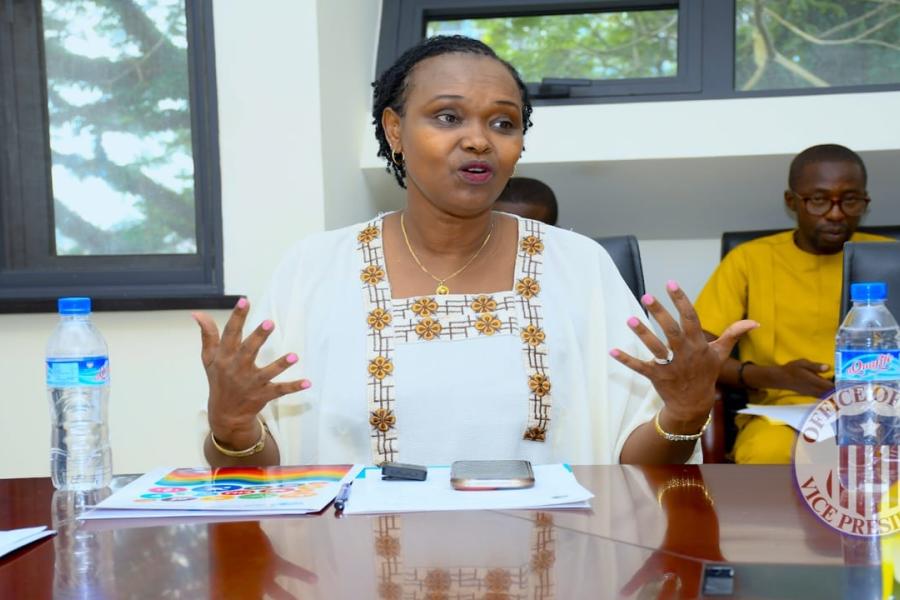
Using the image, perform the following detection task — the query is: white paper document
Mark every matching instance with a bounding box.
[0,526,56,558]
[342,463,593,515]
[737,403,818,432]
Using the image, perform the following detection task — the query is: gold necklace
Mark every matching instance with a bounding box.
[400,211,494,295]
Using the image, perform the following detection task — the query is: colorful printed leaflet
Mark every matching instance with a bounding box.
[94,465,357,514]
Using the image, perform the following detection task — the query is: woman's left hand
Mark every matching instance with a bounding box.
[610,281,757,428]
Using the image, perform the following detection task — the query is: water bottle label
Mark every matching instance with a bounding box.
[835,350,900,382]
[46,356,109,387]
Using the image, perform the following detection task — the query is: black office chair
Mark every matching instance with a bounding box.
[841,242,900,320]
[594,235,646,304]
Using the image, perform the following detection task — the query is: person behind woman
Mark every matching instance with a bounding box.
[494,177,559,226]
[195,36,754,468]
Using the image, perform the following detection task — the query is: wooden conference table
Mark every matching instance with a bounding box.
[0,465,884,599]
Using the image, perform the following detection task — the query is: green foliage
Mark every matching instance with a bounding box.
[43,0,195,256]
[427,10,679,82]
[736,0,900,90]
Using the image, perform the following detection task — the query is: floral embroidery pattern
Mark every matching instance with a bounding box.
[375,534,400,558]
[515,276,540,299]
[524,426,547,442]
[367,308,392,330]
[485,569,512,592]
[531,548,556,572]
[474,313,502,336]
[520,235,544,256]
[368,356,394,380]
[425,570,451,592]
[372,513,555,600]
[411,296,438,317]
[470,294,497,314]
[369,407,396,432]
[357,216,553,463]
[377,582,401,600]
[358,220,399,464]
[414,317,442,341]
[528,373,551,397]
[521,324,545,347]
[357,224,380,244]
[361,265,385,285]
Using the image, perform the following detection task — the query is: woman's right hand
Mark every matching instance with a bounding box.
[193,298,310,450]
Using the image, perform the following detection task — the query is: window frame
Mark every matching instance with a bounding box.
[377,0,900,106]
[0,0,231,309]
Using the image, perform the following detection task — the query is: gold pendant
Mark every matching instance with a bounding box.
[435,283,450,295]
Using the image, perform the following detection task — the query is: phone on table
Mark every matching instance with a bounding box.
[450,460,535,491]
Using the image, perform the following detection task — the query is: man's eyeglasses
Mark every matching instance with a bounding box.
[790,191,870,217]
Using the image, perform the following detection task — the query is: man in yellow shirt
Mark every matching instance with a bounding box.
[695,144,892,463]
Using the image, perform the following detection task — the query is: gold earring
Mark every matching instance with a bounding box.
[391,149,403,167]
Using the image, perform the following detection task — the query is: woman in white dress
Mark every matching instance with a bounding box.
[194,36,755,467]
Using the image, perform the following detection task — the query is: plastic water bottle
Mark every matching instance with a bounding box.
[46,297,112,490]
[835,282,900,515]
[835,282,900,442]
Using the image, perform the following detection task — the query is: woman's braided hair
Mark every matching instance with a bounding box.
[372,35,533,189]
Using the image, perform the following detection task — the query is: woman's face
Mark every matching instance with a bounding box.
[383,53,525,217]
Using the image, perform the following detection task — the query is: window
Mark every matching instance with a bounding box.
[735,0,900,92]
[381,0,701,100]
[0,0,227,308]
[378,0,900,104]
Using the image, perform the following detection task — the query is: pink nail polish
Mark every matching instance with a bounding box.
[666,280,679,292]
[286,353,298,364]
[300,380,311,390]
[236,298,248,309]
[261,320,274,332]
[627,316,640,328]
[641,294,654,306]
[609,349,621,358]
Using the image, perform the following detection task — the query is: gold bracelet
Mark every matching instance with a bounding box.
[209,416,269,458]
[653,409,711,442]
[656,477,714,507]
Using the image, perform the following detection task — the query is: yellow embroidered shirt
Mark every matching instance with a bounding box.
[695,230,893,406]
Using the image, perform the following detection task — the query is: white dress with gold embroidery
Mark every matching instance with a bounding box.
[224,214,701,465]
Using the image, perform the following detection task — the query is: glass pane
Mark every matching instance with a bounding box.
[736,0,900,91]
[42,0,196,256]
[426,10,678,82]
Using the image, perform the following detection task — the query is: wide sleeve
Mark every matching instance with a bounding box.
[693,248,749,338]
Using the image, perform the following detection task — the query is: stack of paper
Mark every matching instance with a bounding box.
[83,464,361,520]
[342,463,593,515]
[0,526,55,558]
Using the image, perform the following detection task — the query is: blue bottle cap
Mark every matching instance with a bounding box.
[57,297,92,315]
[850,282,887,302]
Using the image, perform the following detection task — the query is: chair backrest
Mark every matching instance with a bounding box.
[840,242,900,319]
[721,225,900,258]
[594,235,646,303]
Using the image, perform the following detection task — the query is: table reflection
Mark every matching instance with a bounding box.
[209,521,317,599]
[371,512,556,599]
[52,488,115,599]
[619,466,724,600]
[3,467,876,599]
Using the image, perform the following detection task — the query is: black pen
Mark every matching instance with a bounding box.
[334,481,352,512]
